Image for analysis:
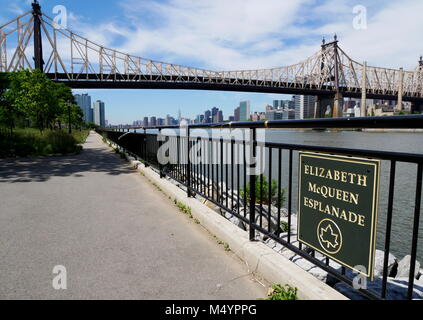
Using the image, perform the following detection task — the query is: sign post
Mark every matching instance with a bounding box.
[297,152,380,279]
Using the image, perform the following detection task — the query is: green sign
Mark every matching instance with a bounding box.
[297,152,380,279]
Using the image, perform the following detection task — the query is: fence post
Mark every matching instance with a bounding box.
[144,128,149,168]
[186,125,191,197]
[158,128,164,178]
[249,128,257,241]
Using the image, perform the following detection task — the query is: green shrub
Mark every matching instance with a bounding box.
[0,128,86,158]
[240,175,286,207]
[267,284,298,300]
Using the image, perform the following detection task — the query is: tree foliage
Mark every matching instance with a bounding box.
[0,69,83,133]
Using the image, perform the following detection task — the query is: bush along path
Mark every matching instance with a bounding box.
[0,128,90,158]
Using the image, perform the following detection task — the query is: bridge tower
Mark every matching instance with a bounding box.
[411,56,423,114]
[32,0,44,72]
[314,35,343,118]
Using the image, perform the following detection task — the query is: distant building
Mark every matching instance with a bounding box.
[234,107,240,121]
[93,100,106,127]
[266,110,282,120]
[157,118,165,126]
[165,115,175,126]
[204,110,212,124]
[239,101,251,121]
[294,95,316,119]
[217,110,224,123]
[228,116,235,122]
[150,117,157,126]
[283,109,295,120]
[143,117,149,127]
[251,112,266,121]
[74,93,92,123]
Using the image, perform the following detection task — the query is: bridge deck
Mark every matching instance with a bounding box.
[0,132,266,299]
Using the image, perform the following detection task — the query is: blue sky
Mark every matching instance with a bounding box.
[1,0,422,124]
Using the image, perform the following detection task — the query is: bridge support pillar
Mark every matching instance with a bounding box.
[332,92,344,118]
[314,96,335,119]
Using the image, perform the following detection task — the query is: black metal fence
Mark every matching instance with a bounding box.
[97,115,423,300]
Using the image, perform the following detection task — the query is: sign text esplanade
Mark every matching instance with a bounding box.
[297,152,380,279]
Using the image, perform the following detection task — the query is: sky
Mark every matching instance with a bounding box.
[1,0,422,124]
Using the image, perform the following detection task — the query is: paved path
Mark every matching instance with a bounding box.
[0,132,266,300]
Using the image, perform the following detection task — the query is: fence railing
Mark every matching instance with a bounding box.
[97,115,423,300]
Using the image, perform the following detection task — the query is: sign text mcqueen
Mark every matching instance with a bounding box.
[297,152,380,279]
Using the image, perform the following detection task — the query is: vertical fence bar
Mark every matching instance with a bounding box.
[211,139,215,201]
[407,163,422,300]
[186,126,191,197]
[259,163,263,228]
[288,149,293,243]
[220,138,224,206]
[268,148,272,232]
[231,139,235,212]
[158,128,164,178]
[277,148,282,235]
[381,161,396,298]
[243,140,247,218]
[226,141,229,209]
[249,128,257,241]
[237,142,241,216]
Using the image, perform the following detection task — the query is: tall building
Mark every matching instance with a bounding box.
[211,107,219,118]
[150,117,157,126]
[217,110,223,123]
[93,100,106,127]
[283,109,295,120]
[294,95,316,120]
[204,110,212,124]
[239,101,251,121]
[234,107,240,121]
[74,93,92,123]
[143,117,149,127]
[165,115,174,126]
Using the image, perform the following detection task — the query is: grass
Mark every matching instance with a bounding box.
[266,284,298,300]
[0,128,90,158]
[174,199,193,218]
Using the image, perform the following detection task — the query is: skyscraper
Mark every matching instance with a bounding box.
[143,117,149,127]
[150,117,157,127]
[74,93,92,123]
[294,95,316,119]
[204,110,212,124]
[234,107,240,121]
[239,101,251,121]
[93,100,106,127]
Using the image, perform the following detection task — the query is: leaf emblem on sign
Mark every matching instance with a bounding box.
[319,224,339,249]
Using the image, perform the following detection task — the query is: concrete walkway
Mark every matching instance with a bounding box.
[0,132,266,300]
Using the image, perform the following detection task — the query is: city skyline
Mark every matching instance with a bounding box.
[120,96,413,127]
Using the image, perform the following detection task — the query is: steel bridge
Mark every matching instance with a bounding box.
[1,1,423,116]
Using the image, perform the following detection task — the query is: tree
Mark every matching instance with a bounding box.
[0,73,21,134]
[5,69,53,132]
[4,69,77,132]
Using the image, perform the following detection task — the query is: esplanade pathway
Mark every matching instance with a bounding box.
[0,132,266,300]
